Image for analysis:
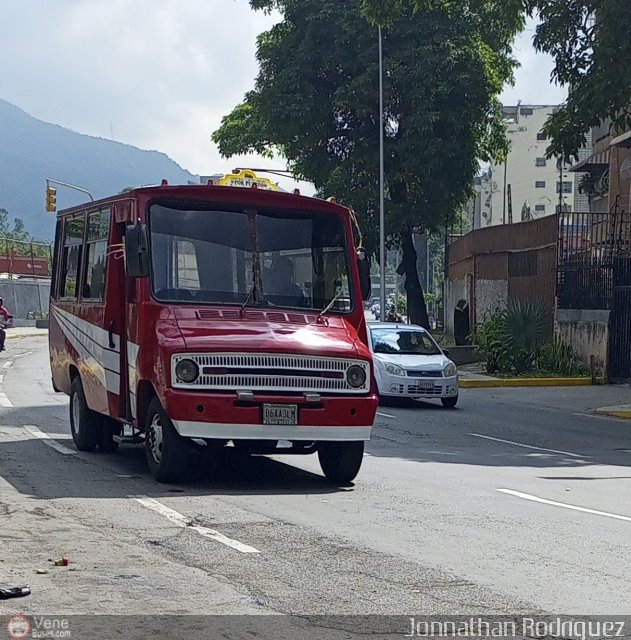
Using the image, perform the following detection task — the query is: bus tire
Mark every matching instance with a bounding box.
[69,377,102,452]
[318,441,364,484]
[145,397,189,483]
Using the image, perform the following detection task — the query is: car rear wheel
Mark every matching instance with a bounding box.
[318,441,364,484]
[145,397,190,483]
[69,377,103,452]
[441,395,458,409]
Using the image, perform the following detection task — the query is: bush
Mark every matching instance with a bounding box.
[503,300,551,374]
[26,310,49,320]
[537,339,587,377]
[472,301,554,375]
[471,311,508,374]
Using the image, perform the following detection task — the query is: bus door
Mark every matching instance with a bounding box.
[53,207,126,418]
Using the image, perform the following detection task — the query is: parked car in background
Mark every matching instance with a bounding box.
[367,322,458,408]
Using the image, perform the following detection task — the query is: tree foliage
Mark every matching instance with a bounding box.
[213,0,522,326]
[363,0,631,160]
[0,209,50,258]
[529,0,631,159]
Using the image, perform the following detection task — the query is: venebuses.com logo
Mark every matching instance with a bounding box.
[6,615,31,639]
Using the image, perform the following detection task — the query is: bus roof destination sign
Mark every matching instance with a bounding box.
[216,170,279,191]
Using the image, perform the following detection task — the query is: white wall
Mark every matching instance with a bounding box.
[444,278,469,336]
[556,309,610,375]
[475,279,508,320]
[0,279,50,319]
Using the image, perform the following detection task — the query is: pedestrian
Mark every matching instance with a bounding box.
[0,297,13,352]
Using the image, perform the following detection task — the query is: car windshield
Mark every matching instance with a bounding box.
[371,328,441,355]
[149,203,353,312]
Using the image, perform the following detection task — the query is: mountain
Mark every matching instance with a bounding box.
[0,99,198,240]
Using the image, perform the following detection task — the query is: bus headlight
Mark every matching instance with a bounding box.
[175,358,200,384]
[346,364,367,389]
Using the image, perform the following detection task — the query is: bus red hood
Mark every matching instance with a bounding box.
[173,309,367,360]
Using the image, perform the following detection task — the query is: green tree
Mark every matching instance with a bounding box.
[0,209,50,261]
[528,0,631,159]
[213,0,522,327]
[363,0,631,160]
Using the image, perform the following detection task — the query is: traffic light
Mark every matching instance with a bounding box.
[45,186,57,212]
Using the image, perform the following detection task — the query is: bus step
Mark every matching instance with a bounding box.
[113,434,145,445]
[113,425,145,445]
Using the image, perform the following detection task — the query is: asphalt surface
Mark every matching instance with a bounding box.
[1,336,631,625]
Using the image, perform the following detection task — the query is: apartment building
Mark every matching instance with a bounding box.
[485,105,582,226]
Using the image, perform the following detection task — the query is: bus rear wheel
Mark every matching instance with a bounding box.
[145,397,190,483]
[69,377,102,452]
[318,441,364,485]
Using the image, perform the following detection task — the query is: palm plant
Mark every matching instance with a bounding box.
[502,300,552,373]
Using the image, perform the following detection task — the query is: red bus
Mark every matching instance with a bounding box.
[49,180,377,483]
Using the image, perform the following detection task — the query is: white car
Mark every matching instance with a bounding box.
[367,322,459,408]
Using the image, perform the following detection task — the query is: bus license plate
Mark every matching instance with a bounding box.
[263,404,298,426]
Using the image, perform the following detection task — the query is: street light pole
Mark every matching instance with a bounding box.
[378,25,386,322]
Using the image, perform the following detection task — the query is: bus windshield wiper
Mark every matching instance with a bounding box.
[319,280,343,318]
[239,286,256,318]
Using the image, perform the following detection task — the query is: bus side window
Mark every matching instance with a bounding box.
[82,209,111,301]
[59,215,86,300]
[50,218,64,299]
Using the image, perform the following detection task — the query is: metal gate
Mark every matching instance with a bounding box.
[609,257,631,380]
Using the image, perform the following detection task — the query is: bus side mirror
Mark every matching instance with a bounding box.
[125,223,149,278]
[357,249,371,301]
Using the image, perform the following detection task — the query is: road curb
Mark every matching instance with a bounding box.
[460,377,601,388]
[594,406,631,419]
[7,332,48,340]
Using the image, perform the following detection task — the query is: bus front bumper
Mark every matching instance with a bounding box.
[163,390,377,441]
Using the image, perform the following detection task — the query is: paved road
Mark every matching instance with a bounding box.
[1,336,631,623]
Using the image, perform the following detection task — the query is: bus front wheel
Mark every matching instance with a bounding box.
[69,377,102,452]
[145,398,190,483]
[318,441,364,485]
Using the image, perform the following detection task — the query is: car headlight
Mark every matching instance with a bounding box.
[384,363,406,377]
[346,364,367,389]
[175,358,200,383]
[443,362,457,377]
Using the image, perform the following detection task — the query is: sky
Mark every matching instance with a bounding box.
[0,1,567,193]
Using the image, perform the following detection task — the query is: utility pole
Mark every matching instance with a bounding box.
[502,160,508,225]
[558,158,564,214]
[378,25,386,322]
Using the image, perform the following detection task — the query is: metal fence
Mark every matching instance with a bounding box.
[0,237,52,278]
[557,208,631,310]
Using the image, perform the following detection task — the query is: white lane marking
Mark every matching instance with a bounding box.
[469,433,585,458]
[497,489,631,524]
[12,351,33,359]
[0,374,4,384]
[136,497,260,554]
[0,392,12,407]
[376,411,396,419]
[23,425,77,455]
[2,361,12,368]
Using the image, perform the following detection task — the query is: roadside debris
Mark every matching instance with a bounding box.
[0,585,31,599]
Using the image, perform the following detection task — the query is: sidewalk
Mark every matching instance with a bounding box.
[6,327,48,340]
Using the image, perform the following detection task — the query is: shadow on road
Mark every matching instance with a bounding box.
[0,426,345,500]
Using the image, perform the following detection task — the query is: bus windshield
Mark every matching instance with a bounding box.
[149,203,354,313]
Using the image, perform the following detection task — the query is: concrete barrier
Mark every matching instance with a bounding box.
[0,279,50,319]
[445,346,481,366]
